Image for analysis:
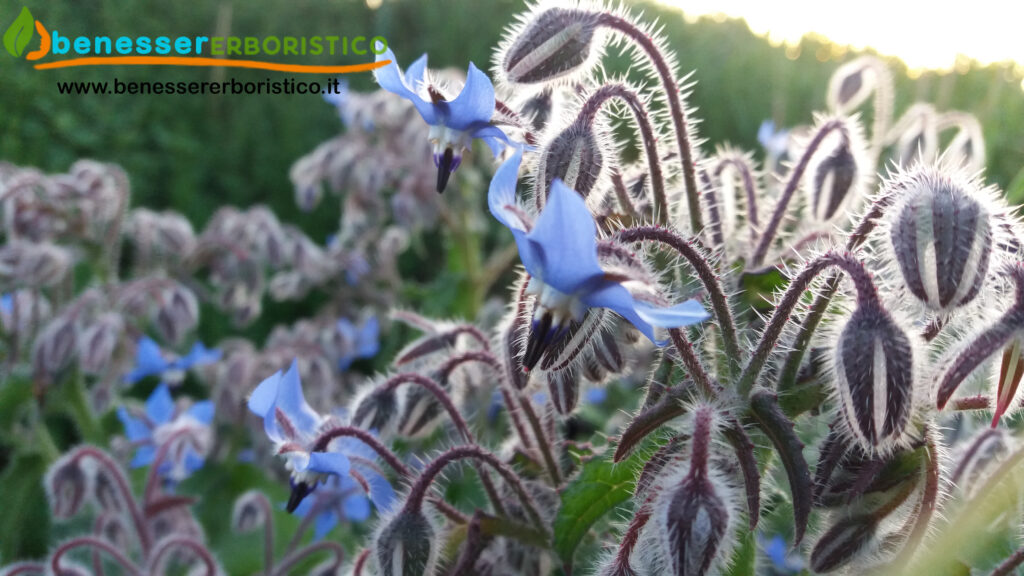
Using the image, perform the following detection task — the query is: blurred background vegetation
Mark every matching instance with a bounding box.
[3,0,1023,335]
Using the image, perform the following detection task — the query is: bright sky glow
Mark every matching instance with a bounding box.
[661,0,1024,74]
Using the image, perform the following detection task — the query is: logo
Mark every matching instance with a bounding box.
[3,6,49,60]
[3,5,388,74]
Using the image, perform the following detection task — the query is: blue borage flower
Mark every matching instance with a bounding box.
[336,316,380,371]
[123,336,221,385]
[117,382,213,481]
[488,146,709,370]
[373,43,511,193]
[248,359,395,513]
[758,119,791,159]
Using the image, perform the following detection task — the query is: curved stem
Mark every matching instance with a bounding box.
[610,171,640,218]
[669,328,714,395]
[143,427,201,506]
[613,226,740,378]
[312,426,409,477]
[776,191,897,392]
[352,549,371,576]
[2,563,46,576]
[271,542,344,576]
[889,434,940,569]
[404,445,549,537]
[51,537,140,576]
[146,537,218,576]
[749,119,847,267]
[518,394,563,485]
[71,447,151,554]
[596,12,703,234]
[379,373,507,517]
[577,83,668,223]
[738,251,879,397]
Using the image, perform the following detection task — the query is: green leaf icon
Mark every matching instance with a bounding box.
[3,7,35,58]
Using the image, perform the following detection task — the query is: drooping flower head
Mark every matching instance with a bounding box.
[117,383,213,481]
[373,42,510,193]
[488,147,709,370]
[247,360,394,513]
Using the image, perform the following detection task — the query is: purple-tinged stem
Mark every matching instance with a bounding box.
[312,426,409,478]
[244,492,275,575]
[991,546,1024,576]
[738,251,879,397]
[749,119,847,267]
[669,328,714,396]
[700,168,725,249]
[271,542,344,576]
[146,537,218,575]
[888,434,940,569]
[51,537,140,576]
[596,12,703,234]
[143,427,201,506]
[377,373,507,517]
[70,447,151,554]
[518,394,563,485]
[614,226,740,377]
[577,83,668,223]
[2,563,46,576]
[713,155,759,229]
[777,190,897,392]
[352,549,371,576]
[952,395,992,411]
[611,171,640,218]
[404,445,548,536]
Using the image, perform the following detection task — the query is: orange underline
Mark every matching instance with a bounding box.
[33,56,390,73]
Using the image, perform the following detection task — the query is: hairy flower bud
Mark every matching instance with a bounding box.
[398,385,443,438]
[593,329,625,374]
[833,302,914,452]
[808,142,858,222]
[46,454,90,519]
[887,167,992,312]
[826,56,886,114]
[352,386,400,434]
[232,491,270,532]
[547,368,579,415]
[32,315,78,379]
[153,284,199,345]
[77,313,124,375]
[375,511,436,576]
[0,241,72,289]
[537,120,604,199]
[810,514,877,573]
[501,8,602,85]
[0,288,51,337]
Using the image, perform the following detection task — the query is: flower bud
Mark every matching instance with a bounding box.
[77,313,124,375]
[32,315,78,379]
[657,474,730,576]
[547,368,579,415]
[46,454,90,519]
[398,386,443,438]
[888,167,992,312]
[0,288,51,337]
[375,511,436,576]
[833,302,914,452]
[537,120,604,199]
[826,56,885,113]
[0,241,71,289]
[593,329,625,374]
[810,514,877,573]
[501,8,602,85]
[232,491,269,532]
[352,386,400,434]
[808,142,859,222]
[153,284,199,345]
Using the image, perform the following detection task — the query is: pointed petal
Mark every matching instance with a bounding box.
[527,179,604,291]
[117,407,152,442]
[186,400,215,425]
[145,383,175,424]
[583,284,709,344]
[314,510,339,540]
[488,146,529,233]
[354,463,395,512]
[125,337,168,383]
[373,45,437,125]
[306,451,351,478]
[404,53,428,88]
[633,299,710,328]
[247,371,280,418]
[178,342,221,369]
[130,444,156,468]
[473,129,511,157]
[343,493,371,522]
[274,360,321,436]
[445,62,496,131]
[356,317,380,359]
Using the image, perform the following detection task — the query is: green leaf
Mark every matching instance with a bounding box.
[552,436,661,572]
[3,7,34,58]
[0,452,51,561]
[722,528,757,576]
[738,266,787,312]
